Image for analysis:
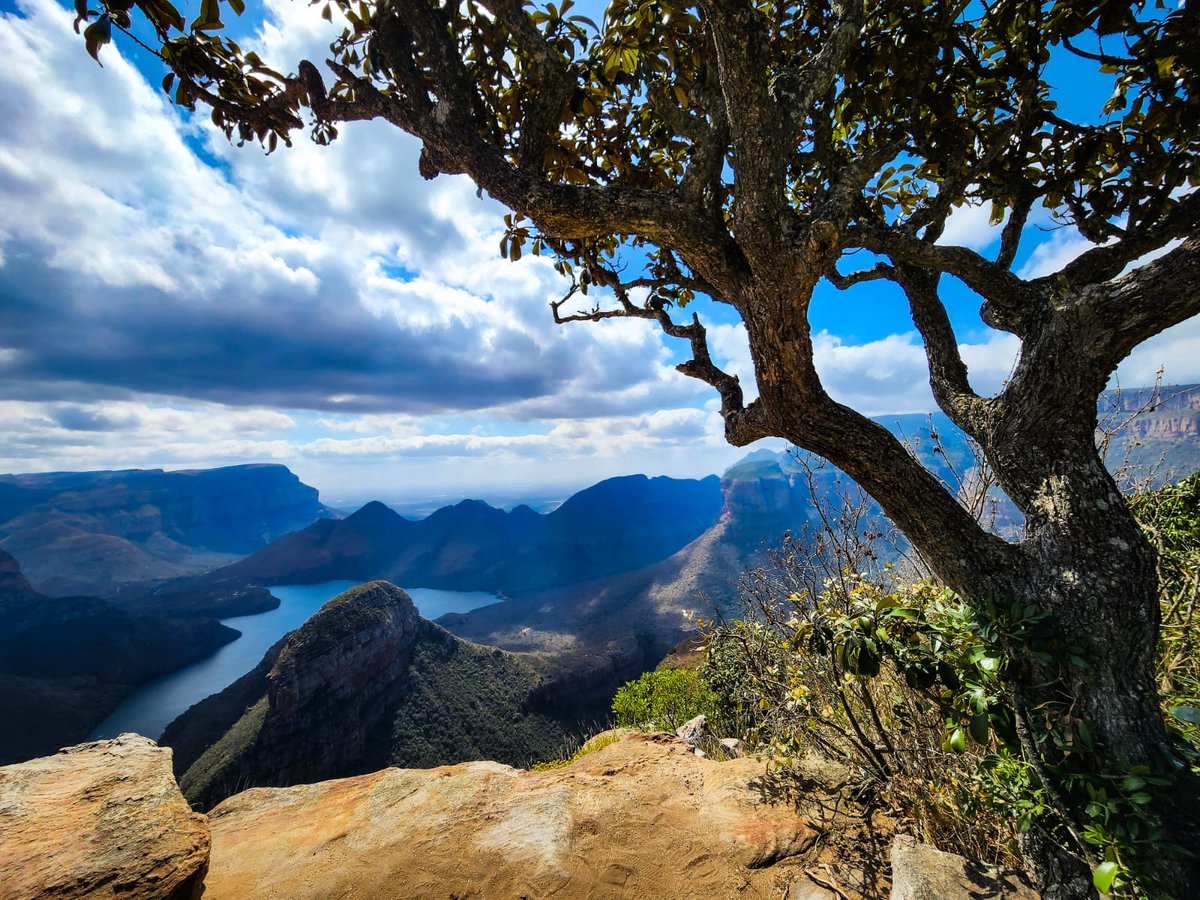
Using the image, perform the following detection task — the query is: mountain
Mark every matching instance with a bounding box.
[1100,383,1200,481]
[438,461,809,656]
[0,464,335,597]
[165,582,645,810]
[0,549,237,763]
[160,474,724,608]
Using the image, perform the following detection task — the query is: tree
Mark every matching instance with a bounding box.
[80,0,1199,892]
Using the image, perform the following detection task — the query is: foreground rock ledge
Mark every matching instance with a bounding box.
[204,731,821,899]
[0,734,209,900]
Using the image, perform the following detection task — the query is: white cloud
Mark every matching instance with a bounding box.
[937,201,1005,252]
[1,0,1193,503]
[707,323,1021,416]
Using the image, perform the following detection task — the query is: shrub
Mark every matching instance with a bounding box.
[611,668,718,732]
[705,569,1032,866]
[530,729,622,772]
[1130,472,1200,754]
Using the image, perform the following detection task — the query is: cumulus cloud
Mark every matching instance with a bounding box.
[0,0,687,418]
[936,200,1005,252]
[707,322,1021,416]
[1,0,1195,499]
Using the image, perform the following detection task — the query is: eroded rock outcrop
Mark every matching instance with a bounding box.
[0,734,209,900]
[890,835,1040,899]
[175,582,585,809]
[202,731,826,899]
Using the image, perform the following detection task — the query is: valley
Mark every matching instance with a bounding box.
[1,384,1196,786]
[89,582,500,743]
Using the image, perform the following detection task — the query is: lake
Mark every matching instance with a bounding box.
[89,582,499,742]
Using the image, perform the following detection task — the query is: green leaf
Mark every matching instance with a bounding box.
[1093,861,1119,894]
[947,726,966,754]
[83,14,112,63]
[191,0,222,31]
[226,0,244,14]
[1171,705,1200,725]
[969,712,990,745]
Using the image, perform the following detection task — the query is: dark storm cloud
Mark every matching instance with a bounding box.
[0,241,563,413]
[50,405,124,432]
[0,0,701,425]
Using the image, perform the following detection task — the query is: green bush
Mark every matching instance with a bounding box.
[611,668,718,732]
[1130,472,1200,752]
[700,472,1200,895]
[705,573,1030,866]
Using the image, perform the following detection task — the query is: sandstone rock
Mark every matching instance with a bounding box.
[203,731,821,899]
[720,737,744,758]
[676,713,710,746]
[890,835,1040,899]
[791,876,842,899]
[0,734,209,900]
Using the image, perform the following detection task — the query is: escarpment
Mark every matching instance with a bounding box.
[172,581,637,809]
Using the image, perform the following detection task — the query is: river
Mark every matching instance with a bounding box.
[89,582,499,741]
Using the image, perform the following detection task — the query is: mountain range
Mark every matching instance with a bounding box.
[2,383,1196,775]
[166,473,723,603]
[0,464,335,597]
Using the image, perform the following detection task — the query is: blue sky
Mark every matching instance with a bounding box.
[0,0,1195,506]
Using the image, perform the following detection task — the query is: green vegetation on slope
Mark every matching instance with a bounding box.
[375,628,573,769]
[179,697,269,805]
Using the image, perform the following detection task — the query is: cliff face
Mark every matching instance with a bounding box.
[0,464,333,597]
[0,550,236,764]
[172,582,625,810]
[253,582,422,784]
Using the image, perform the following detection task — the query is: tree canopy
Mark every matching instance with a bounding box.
[78,0,1199,554]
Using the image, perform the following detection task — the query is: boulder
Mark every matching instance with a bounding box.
[0,734,209,899]
[720,737,744,758]
[202,731,821,899]
[890,835,1040,899]
[676,713,711,747]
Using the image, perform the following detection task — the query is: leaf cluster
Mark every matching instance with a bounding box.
[82,0,1199,304]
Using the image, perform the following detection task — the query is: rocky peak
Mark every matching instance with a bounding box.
[344,499,405,525]
[266,581,420,718]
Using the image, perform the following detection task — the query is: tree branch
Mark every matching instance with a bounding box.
[699,0,787,257]
[482,0,575,173]
[826,262,895,290]
[1046,191,1200,292]
[1080,234,1200,376]
[551,278,748,424]
[895,266,989,436]
[774,0,864,143]
[847,224,1039,336]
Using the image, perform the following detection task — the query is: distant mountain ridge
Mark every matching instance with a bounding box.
[167,474,724,607]
[0,464,335,597]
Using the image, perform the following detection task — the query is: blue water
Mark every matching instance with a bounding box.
[89,582,499,742]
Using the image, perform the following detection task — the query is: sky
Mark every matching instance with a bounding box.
[0,0,1196,507]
